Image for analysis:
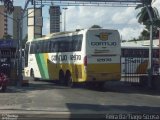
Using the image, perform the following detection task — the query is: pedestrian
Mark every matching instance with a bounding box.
[0,67,8,92]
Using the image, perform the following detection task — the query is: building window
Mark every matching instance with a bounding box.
[4,27,7,31]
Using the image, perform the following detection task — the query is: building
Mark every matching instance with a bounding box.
[49,6,61,33]
[27,7,43,40]
[0,5,27,40]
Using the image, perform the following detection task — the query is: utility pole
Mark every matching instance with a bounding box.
[145,3,153,88]
[17,0,32,87]
[158,28,160,74]
[17,17,23,87]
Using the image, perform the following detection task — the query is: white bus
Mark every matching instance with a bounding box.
[24,28,121,87]
[121,40,160,76]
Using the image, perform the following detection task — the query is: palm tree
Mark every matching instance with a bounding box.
[136,0,159,26]
[135,0,160,39]
[0,0,14,13]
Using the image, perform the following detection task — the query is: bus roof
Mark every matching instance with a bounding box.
[121,39,159,49]
[27,28,118,42]
[27,30,84,42]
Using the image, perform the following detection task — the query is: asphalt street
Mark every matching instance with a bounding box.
[0,80,160,119]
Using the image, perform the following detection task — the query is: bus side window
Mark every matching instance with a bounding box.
[68,40,73,52]
[72,35,82,51]
[72,35,76,51]
[77,35,82,51]
[65,41,71,52]
[37,42,40,53]
[41,41,44,53]
[43,41,48,53]
[57,37,65,52]
[53,41,57,52]
[47,41,51,53]
[59,37,69,52]
[39,41,43,53]
[30,42,35,54]
[51,40,55,52]
[34,41,37,53]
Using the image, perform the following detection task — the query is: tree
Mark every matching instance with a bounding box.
[0,0,14,13]
[2,34,12,39]
[90,25,102,28]
[138,26,159,40]
[135,0,160,39]
[135,0,158,24]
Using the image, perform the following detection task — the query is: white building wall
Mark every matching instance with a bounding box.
[27,8,42,40]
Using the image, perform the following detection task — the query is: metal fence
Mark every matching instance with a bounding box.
[121,48,160,85]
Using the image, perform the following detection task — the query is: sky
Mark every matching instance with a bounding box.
[13,0,160,41]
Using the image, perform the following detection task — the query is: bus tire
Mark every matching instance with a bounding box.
[59,71,65,86]
[66,72,74,88]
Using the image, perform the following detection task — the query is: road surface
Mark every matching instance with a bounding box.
[0,80,160,119]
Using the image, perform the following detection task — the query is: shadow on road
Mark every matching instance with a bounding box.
[5,80,160,96]
[103,81,160,96]
[5,80,71,93]
[66,103,160,113]
[66,103,160,119]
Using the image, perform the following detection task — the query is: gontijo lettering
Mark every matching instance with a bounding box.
[91,42,117,46]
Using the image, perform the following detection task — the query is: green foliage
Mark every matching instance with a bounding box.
[141,0,152,5]
[2,34,12,39]
[90,25,102,28]
[139,29,150,40]
[153,19,160,27]
[135,0,160,40]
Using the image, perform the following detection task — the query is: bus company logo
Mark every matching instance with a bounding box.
[96,32,112,41]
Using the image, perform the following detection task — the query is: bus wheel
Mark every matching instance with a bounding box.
[66,74,74,88]
[59,71,65,86]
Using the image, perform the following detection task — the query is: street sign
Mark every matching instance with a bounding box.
[0,40,17,48]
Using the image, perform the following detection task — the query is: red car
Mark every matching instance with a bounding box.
[0,73,8,92]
